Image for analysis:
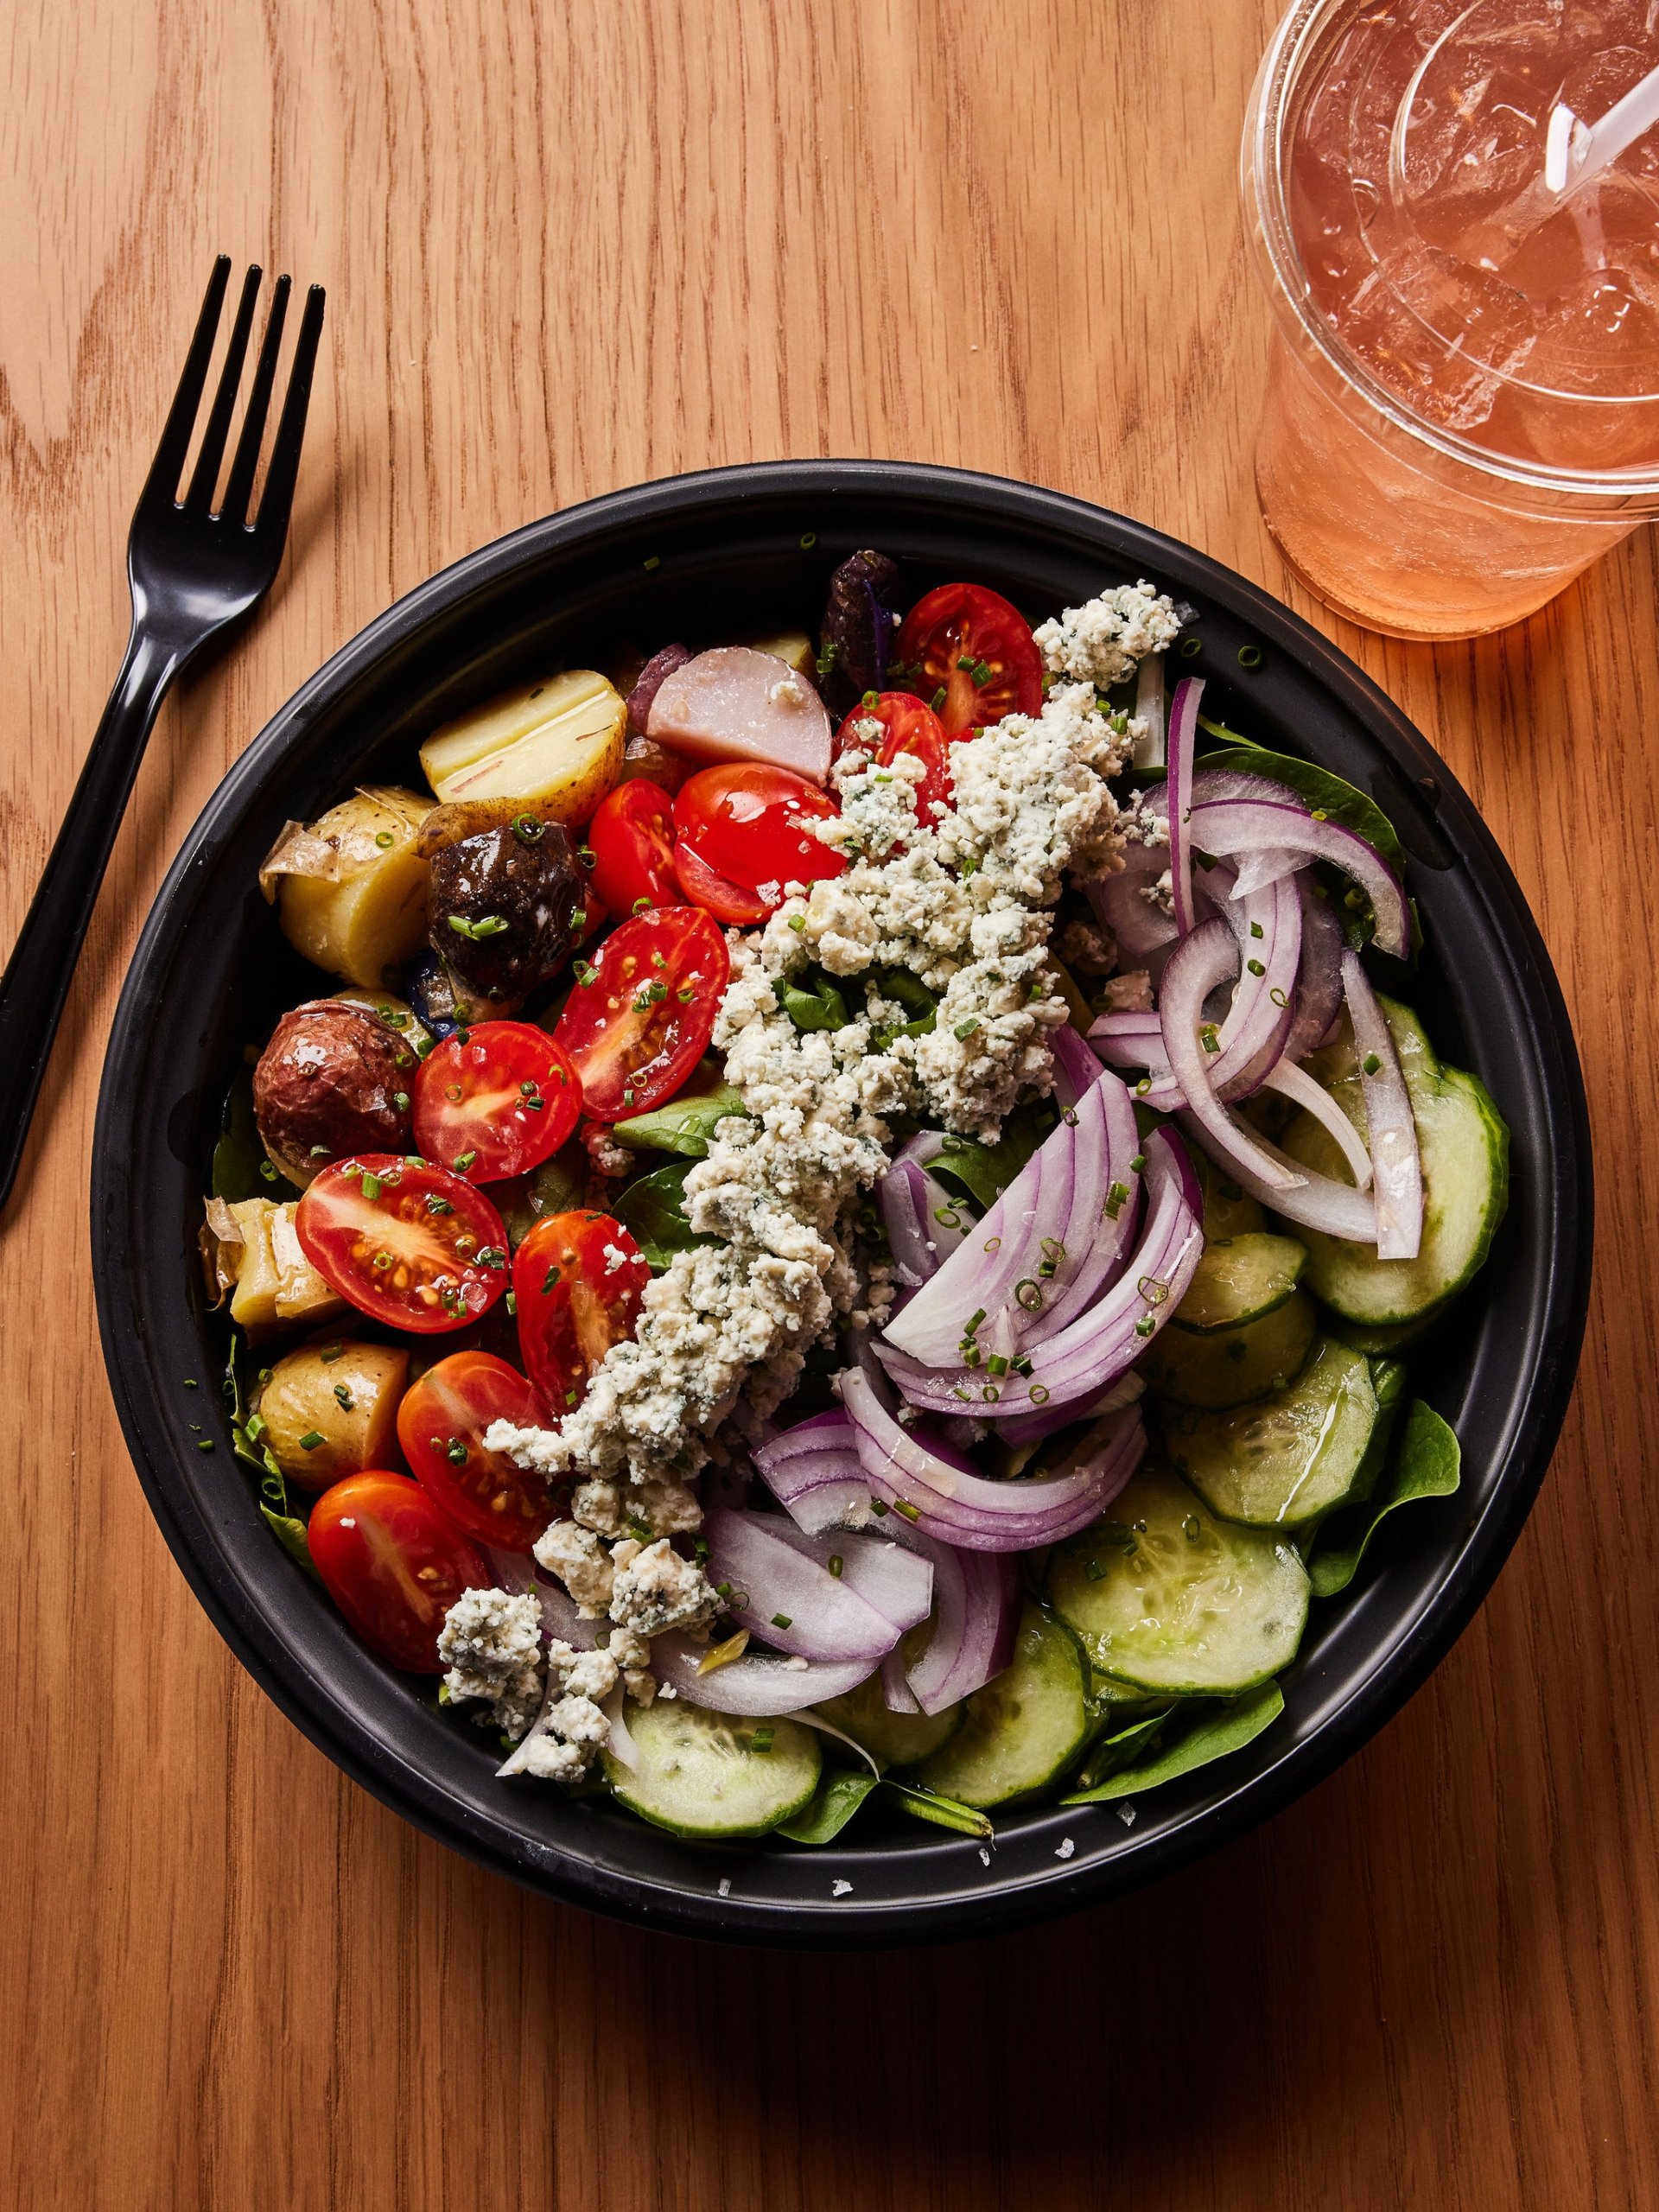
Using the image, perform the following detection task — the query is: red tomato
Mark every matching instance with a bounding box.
[308,1471,492,1673]
[412,1022,582,1183]
[673,764,845,912]
[296,1155,511,1332]
[832,691,957,822]
[896,582,1044,734]
[397,1351,556,1551]
[514,1211,650,1414]
[587,779,683,918]
[552,906,729,1122]
[672,836,770,925]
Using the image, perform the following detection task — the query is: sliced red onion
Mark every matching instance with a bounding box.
[1342,950,1423,1260]
[876,1134,1203,1421]
[601,1683,639,1770]
[1130,650,1166,769]
[702,1507,900,1663]
[1230,846,1302,898]
[842,1363,1148,1548]
[1166,675,1204,935]
[753,1411,874,1534]
[880,1648,921,1713]
[1175,1109,1377,1241]
[1049,1022,1106,1108]
[998,1370,1146,1449]
[1084,842,1179,962]
[1160,918,1306,1195]
[881,1131,1055,1367]
[655,1636,874,1715]
[883,1521,1020,1713]
[880,1156,969,1287]
[760,1521,935,1635]
[1283,876,1346,1062]
[1204,873,1300,1097]
[1185,799,1409,959]
[1262,1056,1372,1188]
[1016,1067,1145,1346]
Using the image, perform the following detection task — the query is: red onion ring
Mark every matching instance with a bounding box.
[883,1520,1020,1713]
[1185,799,1410,959]
[1342,950,1423,1260]
[654,1637,875,1715]
[1159,919,1306,1194]
[1166,675,1204,935]
[702,1507,901,1663]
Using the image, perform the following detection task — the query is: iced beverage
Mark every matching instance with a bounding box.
[1243,0,1659,639]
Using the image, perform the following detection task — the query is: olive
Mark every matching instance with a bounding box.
[252,1000,416,1185]
[427,821,583,1001]
[818,549,904,715]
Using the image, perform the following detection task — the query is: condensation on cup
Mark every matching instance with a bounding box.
[1243,0,1659,641]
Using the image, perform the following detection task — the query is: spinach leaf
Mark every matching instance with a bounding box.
[1197,721,1406,874]
[881,1779,995,1839]
[870,968,937,1021]
[493,1145,592,1249]
[613,1160,716,1270]
[1069,1703,1177,1793]
[261,1505,322,1582]
[775,1770,879,1844]
[613,1084,748,1160]
[1306,1399,1460,1598]
[1061,1681,1284,1804]
[775,970,849,1033]
[929,1097,1060,1211]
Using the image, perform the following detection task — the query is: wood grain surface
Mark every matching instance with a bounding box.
[2,2,1654,2206]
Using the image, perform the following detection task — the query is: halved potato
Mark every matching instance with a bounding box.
[226,1198,347,1336]
[255,1338,410,1491]
[277,786,434,988]
[418,669,626,824]
[744,631,817,680]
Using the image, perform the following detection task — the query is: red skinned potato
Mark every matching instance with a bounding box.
[626,643,693,735]
[253,1001,417,1186]
[646,646,832,784]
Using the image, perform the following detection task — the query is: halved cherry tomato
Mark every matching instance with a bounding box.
[397,1351,556,1550]
[413,1022,582,1183]
[514,1211,650,1414]
[673,764,845,912]
[308,1471,492,1673]
[895,582,1044,734]
[672,837,770,925]
[587,779,683,918]
[296,1155,511,1332]
[551,906,729,1122]
[832,691,957,822]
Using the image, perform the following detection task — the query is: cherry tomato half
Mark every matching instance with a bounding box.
[833,691,957,823]
[896,582,1044,734]
[397,1351,556,1551]
[673,764,845,911]
[308,1471,492,1673]
[551,906,729,1122]
[296,1155,512,1332]
[672,836,771,925]
[514,1211,650,1414]
[587,779,683,919]
[412,1022,582,1183]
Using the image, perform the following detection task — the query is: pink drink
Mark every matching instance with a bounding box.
[1244,0,1659,639]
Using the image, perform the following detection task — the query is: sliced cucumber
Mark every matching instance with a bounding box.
[1174,1232,1307,1332]
[605,1700,820,1838]
[1165,1337,1379,1527]
[915,1603,1091,1808]
[1046,1466,1309,1695]
[813,1674,963,1772]
[1198,1154,1266,1241]
[1281,996,1510,1326]
[1329,1313,1435,1357]
[1141,1287,1318,1409]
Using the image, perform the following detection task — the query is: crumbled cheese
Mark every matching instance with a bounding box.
[1100,970,1154,1013]
[608,1536,720,1637]
[1055,1835,1077,1860]
[1032,581,1182,690]
[582,1122,635,1177]
[505,1638,620,1783]
[1058,917,1117,976]
[602,1242,630,1274]
[437,1588,545,1739]
[530,1517,615,1616]
[607,1623,657,1705]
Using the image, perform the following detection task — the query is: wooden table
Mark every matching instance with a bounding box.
[3,2,1655,2204]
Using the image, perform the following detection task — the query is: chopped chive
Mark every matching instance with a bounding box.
[870,1499,889,1516]
[752,1726,775,1752]
[828,1555,843,1578]
[360,1173,382,1199]
[1179,636,1202,658]
[333,1383,354,1410]
[320,1344,344,1363]
[1249,920,1264,939]
[643,555,660,570]
[1247,957,1266,977]
[542,1265,562,1294]
[1362,1051,1382,1075]
[771,1612,793,1630]
[1128,1154,1146,1174]
[299,1430,324,1450]
[952,1017,981,1040]
[1237,644,1263,669]
[196,1439,215,1452]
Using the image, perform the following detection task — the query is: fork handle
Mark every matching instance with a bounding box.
[0,620,185,1213]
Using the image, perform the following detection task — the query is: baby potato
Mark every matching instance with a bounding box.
[255,1339,410,1491]
[279,786,434,989]
[226,1199,347,1337]
[743,631,817,681]
[418,669,625,825]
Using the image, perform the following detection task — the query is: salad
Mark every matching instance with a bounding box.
[201,551,1508,1852]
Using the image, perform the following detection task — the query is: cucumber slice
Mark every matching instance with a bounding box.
[1198,1154,1266,1240]
[1281,997,1510,1325]
[1165,1337,1379,1527]
[1329,1313,1435,1357]
[605,1701,820,1839]
[1141,1287,1318,1409]
[1173,1232,1307,1332]
[915,1604,1091,1808]
[1046,1466,1309,1694]
[813,1674,963,1772]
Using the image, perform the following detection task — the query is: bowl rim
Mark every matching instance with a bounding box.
[92,458,1593,1947]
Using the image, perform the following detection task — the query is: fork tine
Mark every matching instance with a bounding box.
[182,264,262,515]
[250,283,326,536]
[221,274,291,525]
[138,256,232,509]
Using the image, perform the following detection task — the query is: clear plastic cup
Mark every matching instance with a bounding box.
[1242,0,1659,640]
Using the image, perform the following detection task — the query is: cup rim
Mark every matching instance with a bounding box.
[1243,0,1659,510]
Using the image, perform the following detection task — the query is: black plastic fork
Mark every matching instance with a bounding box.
[0,257,325,1214]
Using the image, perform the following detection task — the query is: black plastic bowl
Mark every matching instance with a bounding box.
[92,461,1592,1947]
